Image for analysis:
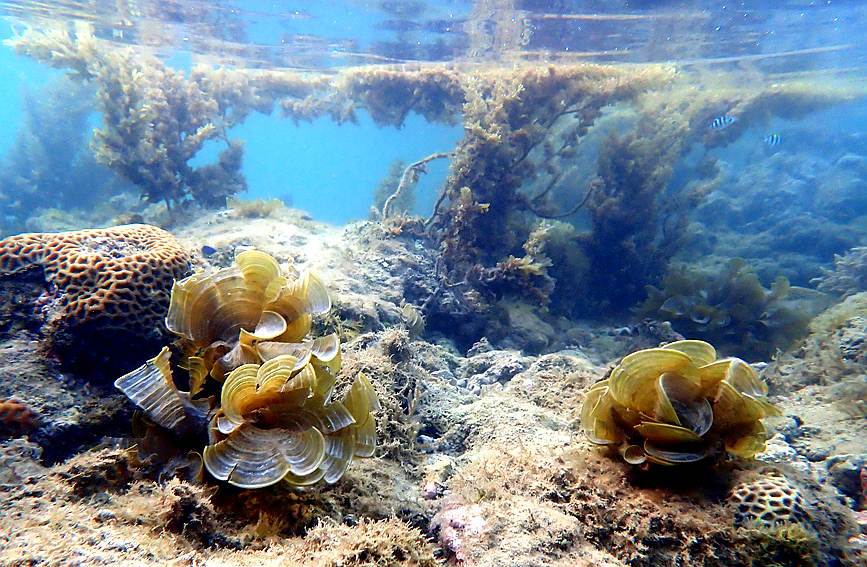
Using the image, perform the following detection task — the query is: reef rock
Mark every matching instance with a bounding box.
[0,334,131,464]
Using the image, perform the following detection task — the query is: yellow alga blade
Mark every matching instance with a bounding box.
[278,427,326,476]
[235,249,282,297]
[662,340,716,367]
[321,429,355,484]
[609,348,696,424]
[115,346,189,430]
[353,413,377,458]
[220,364,260,425]
[633,421,704,444]
[203,424,290,488]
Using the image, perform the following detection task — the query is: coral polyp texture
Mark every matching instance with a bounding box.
[581,340,780,465]
[730,473,811,529]
[115,250,380,489]
[0,224,191,374]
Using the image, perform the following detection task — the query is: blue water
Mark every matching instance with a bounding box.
[0,26,57,157]
[1,1,866,229]
[206,112,459,223]
[0,26,462,225]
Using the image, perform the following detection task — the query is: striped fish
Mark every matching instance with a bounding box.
[708,115,736,130]
[764,134,782,147]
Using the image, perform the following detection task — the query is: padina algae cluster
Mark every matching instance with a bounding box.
[581,340,780,466]
[115,249,380,488]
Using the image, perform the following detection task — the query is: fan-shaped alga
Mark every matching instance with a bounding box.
[581,339,779,466]
[115,249,380,489]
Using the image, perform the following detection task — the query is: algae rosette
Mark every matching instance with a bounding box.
[581,340,780,465]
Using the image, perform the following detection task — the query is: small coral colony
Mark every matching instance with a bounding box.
[116,250,379,488]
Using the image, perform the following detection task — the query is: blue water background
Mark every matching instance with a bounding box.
[1,1,867,225]
[0,26,461,224]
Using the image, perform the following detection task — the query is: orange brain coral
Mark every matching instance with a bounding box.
[0,224,191,372]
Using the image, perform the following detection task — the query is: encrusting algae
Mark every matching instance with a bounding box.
[115,249,380,489]
[581,339,780,466]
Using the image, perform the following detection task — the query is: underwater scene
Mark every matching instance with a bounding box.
[0,0,866,565]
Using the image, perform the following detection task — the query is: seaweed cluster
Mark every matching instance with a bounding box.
[0,76,130,237]
[639,259,811,360]
[6,26,248,210]
[430,65,671,278]
[813,246,867,297]
[115,250,379,488]
[336,67,463,127]
[581,340,780,466]
[8,25,865,343]
[465,254,555,307]
[578,118,694,312]
[429,70,862,319]
[224,196,289,219]
[6,27,464,213]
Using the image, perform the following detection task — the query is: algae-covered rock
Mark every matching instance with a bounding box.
[814,246,867,297]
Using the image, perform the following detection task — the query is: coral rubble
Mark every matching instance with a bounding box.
[0,447,438,566]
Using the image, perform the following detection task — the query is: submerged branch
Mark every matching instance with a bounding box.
[525,177,599,219]
[382,151,452,219]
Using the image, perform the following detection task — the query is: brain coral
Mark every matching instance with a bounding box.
[730,473,810,528]
[0,224,191,374]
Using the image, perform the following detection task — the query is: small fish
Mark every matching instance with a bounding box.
[708,115,736,130]
[201,245,217,257]
[763,134,782,147]
[401,303,425,338]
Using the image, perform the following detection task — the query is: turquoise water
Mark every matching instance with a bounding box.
[0,18,463,225]
[1,1,866,226]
